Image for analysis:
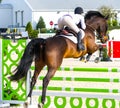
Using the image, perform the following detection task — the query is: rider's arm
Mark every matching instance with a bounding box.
[80,16,86,30]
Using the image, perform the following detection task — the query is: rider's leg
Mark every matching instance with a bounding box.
[62,17,85,51]
[77,31,85,51]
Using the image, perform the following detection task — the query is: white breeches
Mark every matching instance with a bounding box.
[58,16,85,38]
[58,16,80,33]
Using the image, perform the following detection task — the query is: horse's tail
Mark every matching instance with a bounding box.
[9,38,45,81]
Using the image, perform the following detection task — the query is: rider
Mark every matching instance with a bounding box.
[57,7,86,51]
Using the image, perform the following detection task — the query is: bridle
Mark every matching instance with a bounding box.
[86,24,106,41]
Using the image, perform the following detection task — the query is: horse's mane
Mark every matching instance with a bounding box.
[85,11,105,20]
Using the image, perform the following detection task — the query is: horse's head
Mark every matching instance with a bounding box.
[85,11,109,43]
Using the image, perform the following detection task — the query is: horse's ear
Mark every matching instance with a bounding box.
[105,15,109,20]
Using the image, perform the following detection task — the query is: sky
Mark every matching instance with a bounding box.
[27,0,120,28]
[27,0,120,11]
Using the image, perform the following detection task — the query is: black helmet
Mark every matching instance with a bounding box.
[74,7,84,14]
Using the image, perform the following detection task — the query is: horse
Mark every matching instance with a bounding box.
[79,11,109,62]
[9,11,109,108]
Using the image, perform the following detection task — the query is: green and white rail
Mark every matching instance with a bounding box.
[0,39,120,108]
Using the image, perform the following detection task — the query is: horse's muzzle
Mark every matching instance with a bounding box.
[101,35,109,43]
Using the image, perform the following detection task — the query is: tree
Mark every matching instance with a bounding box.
[25,21,33,35]
[25,21,39,38]
[36,16,46,30]
[0,0,2,3]
[98,6,116,19]
[98,6,117,26]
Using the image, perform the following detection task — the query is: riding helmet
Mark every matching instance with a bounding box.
[74,7,84,14]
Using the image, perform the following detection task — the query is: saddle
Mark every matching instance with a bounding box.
[56,27,77,37]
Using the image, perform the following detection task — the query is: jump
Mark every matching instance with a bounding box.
[9,11,109,108]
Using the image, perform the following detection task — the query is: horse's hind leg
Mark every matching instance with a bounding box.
[40,67,57,106]
[25,62,45,106]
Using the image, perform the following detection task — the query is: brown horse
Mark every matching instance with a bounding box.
[79,11,109,62]
[9,11,108,107]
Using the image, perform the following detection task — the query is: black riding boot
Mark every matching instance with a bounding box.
[77,31,85,51]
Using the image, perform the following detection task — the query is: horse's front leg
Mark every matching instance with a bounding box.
[98,44,104,61]
[79,56,86,61]
[40,68,56,107]
[86,43,100,63]
[85,53,92,62]
[94,44,103,63]
[98,44,103,57]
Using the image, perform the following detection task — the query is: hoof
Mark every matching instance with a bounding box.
[94,57,100,63]
[38,104,41,108]
[23,102,28,108]
[38,103,44,108]
[23,97,31,108]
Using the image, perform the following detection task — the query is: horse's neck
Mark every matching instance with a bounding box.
[86,24,95,32]
[85,25,96,39]
[87,22,98,30]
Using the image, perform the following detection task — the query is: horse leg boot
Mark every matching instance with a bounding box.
[85,53,92,62]
[77,31,85,51]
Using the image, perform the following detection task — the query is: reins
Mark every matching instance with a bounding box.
[86,24,103,40]
[86,24,96,31]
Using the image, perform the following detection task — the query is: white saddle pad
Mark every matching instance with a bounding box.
[60,35,77,43]
[59,30,84,44]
